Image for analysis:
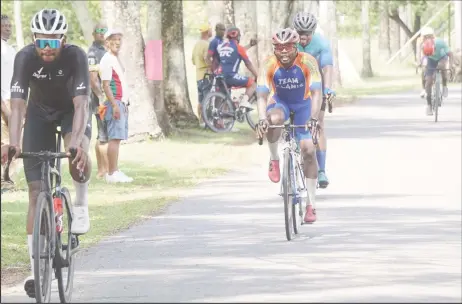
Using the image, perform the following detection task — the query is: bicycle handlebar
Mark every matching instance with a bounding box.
[2,147,78,184]
[257,124,320,146]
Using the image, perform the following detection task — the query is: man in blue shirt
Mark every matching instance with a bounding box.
[293,12,335,189]
[207,23,226,73]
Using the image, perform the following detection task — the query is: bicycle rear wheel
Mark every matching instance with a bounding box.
[282,148,294,241]
[202,91,235,133]
[33,192,53,303]
[55,187,75,303]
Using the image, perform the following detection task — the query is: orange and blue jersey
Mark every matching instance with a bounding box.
[257,52,322,103]
[217,39,250,76]
[257,53,322,141]
[208,35,223,72]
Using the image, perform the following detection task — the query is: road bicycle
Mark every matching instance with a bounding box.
[427,67,453,123]
[201,73,258,133]
[258,112,319,241]
[3,126,82,303]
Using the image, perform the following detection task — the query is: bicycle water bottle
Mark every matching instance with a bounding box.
[53,197,64,233]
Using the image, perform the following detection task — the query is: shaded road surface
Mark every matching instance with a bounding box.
[2,88,461,303]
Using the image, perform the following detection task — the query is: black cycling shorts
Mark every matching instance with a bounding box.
[22,102,92,183]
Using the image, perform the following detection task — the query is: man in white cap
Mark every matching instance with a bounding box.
[98,28,133,183]
[192,23,212,124]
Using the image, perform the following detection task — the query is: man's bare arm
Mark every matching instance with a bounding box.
[68,96,88,149]
[90,72,104,98]
[311,89,322,120]
[257,91,269,121]
[245,61,258,79]
[8,99,26,147]
[322,66,333,90]
[102,80,117,107]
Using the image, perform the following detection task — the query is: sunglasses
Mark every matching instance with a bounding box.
[34,38,63,49]
[273,43,296,52]
[95,28,108,34]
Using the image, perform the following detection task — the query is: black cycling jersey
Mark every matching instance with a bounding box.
[10,43,90,111]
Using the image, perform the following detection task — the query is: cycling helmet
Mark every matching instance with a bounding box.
[226,26,241,39]
[420,27,434,37]
[293,12,317,33]
[272,28,300,45]
[30,9,68,35]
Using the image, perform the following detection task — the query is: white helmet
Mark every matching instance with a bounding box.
[420,27,434,37]
[293,12,317,33]
[30,9,68,35]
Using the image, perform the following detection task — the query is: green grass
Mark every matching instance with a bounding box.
[1,127,260,282]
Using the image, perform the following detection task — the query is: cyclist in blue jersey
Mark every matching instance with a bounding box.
[255,28,323,223]
[293,12,335,189]
[217,26,258,109]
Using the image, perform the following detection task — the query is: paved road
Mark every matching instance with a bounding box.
[2,88,461,303]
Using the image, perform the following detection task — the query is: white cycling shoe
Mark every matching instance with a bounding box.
[71,206,90,235]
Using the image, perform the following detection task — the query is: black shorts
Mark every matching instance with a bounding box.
[22,102,92,183]
[95,114,108,143]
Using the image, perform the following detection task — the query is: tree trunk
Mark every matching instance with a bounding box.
[325,0,341,87]
[379,1,391,58]
[361,0,373,78]
[455,0,462,50]
[257,0,273,68]
[162,0,198,128]
[13,0,24,49]
[271,1,289,30]
[147,0,171,136]
[69,1,95,45]
[101,0,163,141]
[224,0,235,27]
[208,0,225,31]
[234,1,258,73]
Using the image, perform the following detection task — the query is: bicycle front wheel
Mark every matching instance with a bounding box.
[33,192,54,303]
[202,91,235,133]
[244,93,258,131]
[55,187,75,303]
[282,148,294,241]
[434,73,441,123]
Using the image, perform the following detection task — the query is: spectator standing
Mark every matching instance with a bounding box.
[207,23,226,73]
[87,23,109,179]
[1,14,18,181]
[192,23,212,124]
[98,29,133,183]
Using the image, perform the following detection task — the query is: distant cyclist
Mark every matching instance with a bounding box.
[0,9,92,298]
[419,27,455,116]
[217,26,258,109]
[255,28,323,223]
[293,11,335,189]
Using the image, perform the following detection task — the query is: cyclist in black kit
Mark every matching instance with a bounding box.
[0,9,92,298]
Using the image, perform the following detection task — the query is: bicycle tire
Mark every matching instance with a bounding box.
[201,91,235,133]
[244,93,258,130]
[292,161,304,235]
[55,187,75,303]
[33,192,53,303]
[282,148,294,241]
[434,73,441,123]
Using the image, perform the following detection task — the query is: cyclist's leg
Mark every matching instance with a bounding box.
[425,58,437,115]
[316,88,329,188]
[22,103,56,297]
[437,56,449,97]
[62,109,92,234]
[420,56,427,97]
[226,74,256,108]
[95,114,109,178]
[266,96,289,183]
[293,102,317,222]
